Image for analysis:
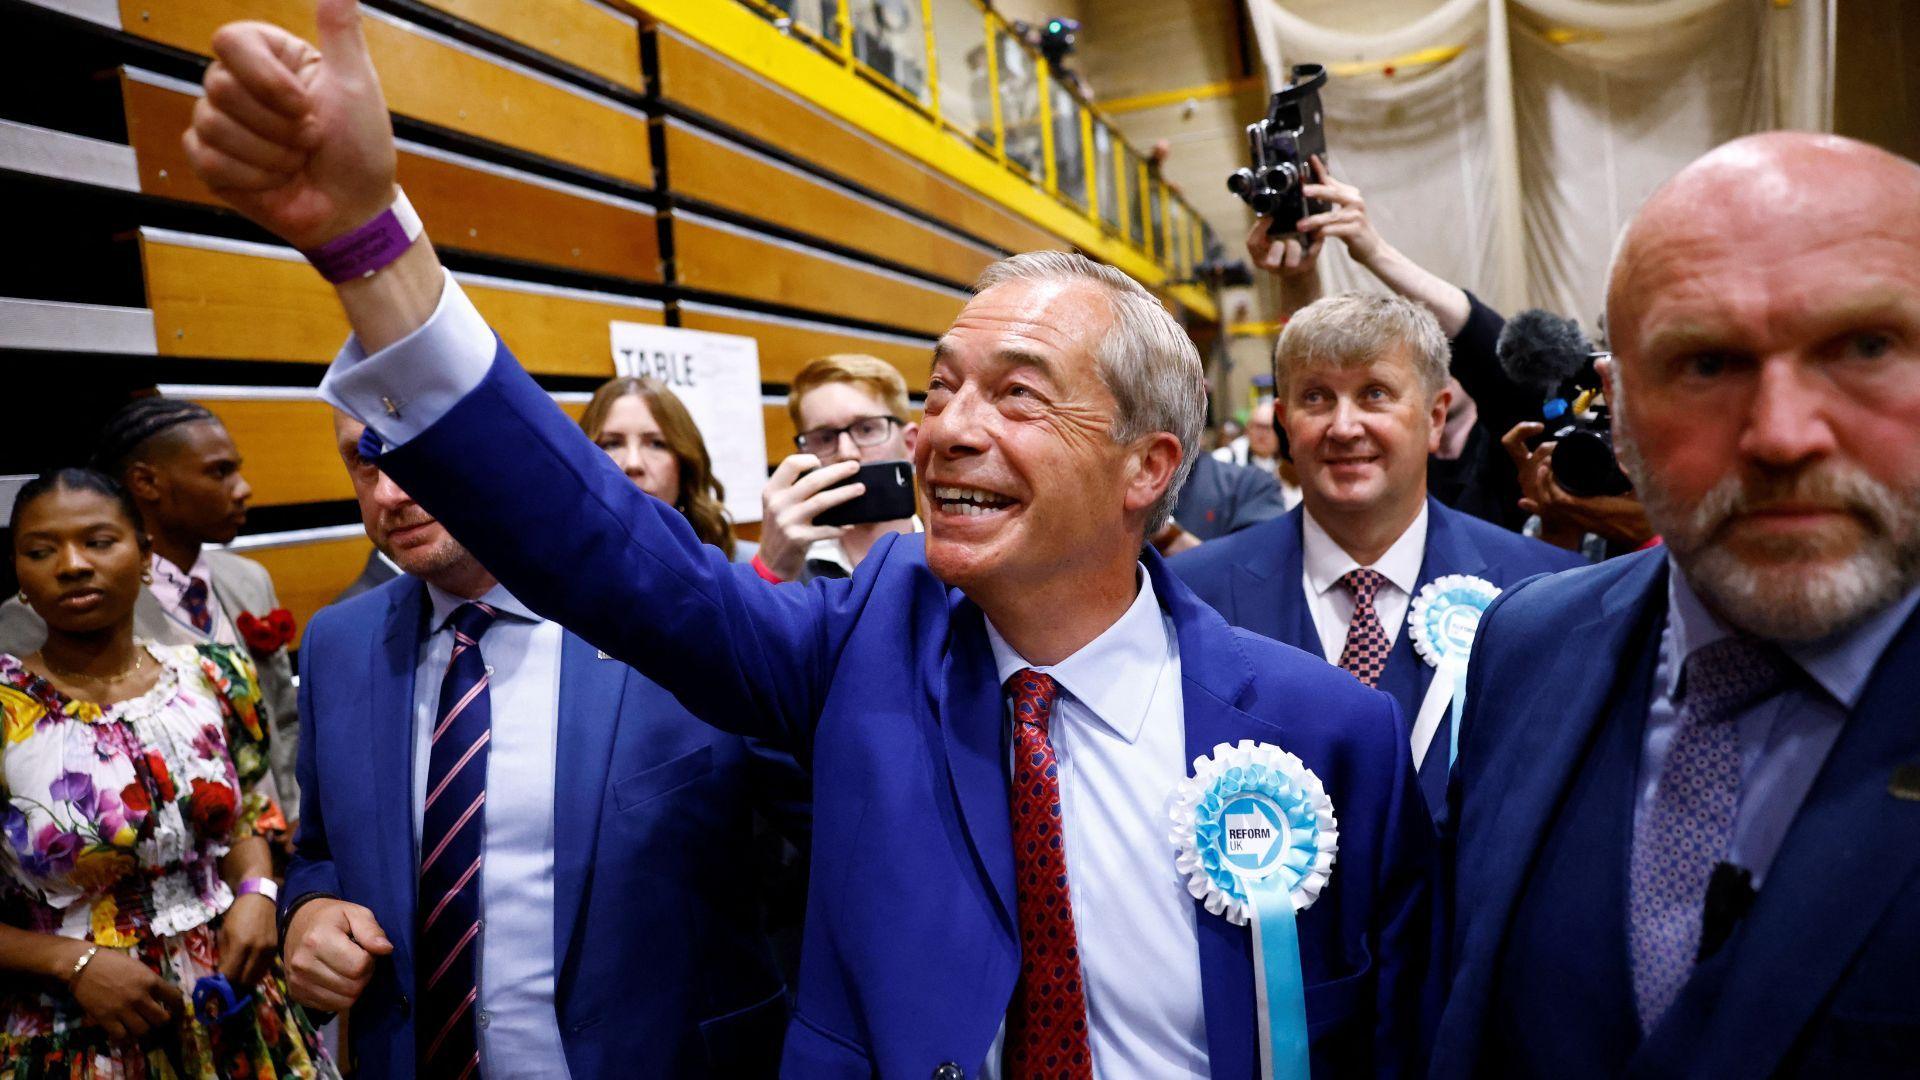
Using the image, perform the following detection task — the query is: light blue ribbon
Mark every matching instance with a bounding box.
[1247,874,1311,1080]
[1447,661,1469,768]
[1192,769,1322,1080]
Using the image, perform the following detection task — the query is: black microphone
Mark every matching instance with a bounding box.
[1495,309,1595,396]
[1697,861,1756,962]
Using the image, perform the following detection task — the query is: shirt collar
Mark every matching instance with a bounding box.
[983,564,1173,745]
[424,579,540,634]
[1664,556,1920,709]
[1301,501,1429,598]
[148,551,210,606]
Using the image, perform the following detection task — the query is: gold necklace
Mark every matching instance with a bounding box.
[41,648,145,685]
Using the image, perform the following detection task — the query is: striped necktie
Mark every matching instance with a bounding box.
[418,600,498,1079]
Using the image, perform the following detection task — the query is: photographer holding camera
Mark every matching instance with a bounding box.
[755,355,920,583]
[1246,156,1652,553]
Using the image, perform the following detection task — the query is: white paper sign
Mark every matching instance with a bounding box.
[609,321,766,523]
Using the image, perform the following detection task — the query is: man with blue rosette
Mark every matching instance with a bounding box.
[1172,294,1583,823]
[1438,134,1920,1076]
[180,3,1434,1076]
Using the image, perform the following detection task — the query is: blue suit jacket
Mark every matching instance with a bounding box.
[286,573,809,1078]
[365,343,1437,1078]
[1168,499,1583,818]
[1436,550,1920,1077]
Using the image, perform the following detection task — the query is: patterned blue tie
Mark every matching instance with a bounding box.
[418,601,498,1077]
[1629,634,1788,1029]
[180,576,214,635]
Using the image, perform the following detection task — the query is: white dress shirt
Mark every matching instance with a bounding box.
[1299,504,1429,664]
[148,552,236,645]
[980,569,1209,1079]
[413,581,571,1080]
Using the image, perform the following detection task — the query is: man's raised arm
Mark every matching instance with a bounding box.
[183,0,852,745]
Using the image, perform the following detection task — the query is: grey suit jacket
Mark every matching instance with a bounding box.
[0,549,301,819]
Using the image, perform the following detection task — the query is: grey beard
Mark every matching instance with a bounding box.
[1615,423,1920,641]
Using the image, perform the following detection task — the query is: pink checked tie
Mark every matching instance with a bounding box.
[1336,568,1390,687]
[1004,670,1093,1079]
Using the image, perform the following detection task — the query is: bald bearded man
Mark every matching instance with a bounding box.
[1436,133,1920,1077]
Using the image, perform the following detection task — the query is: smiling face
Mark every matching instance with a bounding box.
[917,277,1173,605]
[593,393,682,505]
[12,485,150,636]
[1608,133,1920,640]
[1282,344,1444,527]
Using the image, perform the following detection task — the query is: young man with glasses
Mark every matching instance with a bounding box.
[756,355,920,582]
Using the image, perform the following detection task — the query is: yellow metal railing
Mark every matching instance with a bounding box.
[734,0,1220,285]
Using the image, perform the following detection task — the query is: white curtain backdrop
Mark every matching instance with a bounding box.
[1244,0,1834,327]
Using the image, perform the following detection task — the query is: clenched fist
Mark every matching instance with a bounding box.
[283,898,395,1013]
[184,0,397,251]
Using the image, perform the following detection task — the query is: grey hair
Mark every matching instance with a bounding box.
[1273,293,1451,399]
[974,251,1206,537]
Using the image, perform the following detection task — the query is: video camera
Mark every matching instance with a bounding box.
[1496,310,1632,498]
[1226,64,1329,237]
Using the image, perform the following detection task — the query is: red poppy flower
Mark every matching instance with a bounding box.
[121,782,150,813]
[235,608,297,654]
[144,750,176,802]
[187,778,237,837]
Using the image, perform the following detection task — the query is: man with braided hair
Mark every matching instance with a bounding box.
[0,395,301,823]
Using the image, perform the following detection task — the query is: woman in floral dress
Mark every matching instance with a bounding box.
[0,469,336,1079]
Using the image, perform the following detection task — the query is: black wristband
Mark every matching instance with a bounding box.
[277,890,340,954]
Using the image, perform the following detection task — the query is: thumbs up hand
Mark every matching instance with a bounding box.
[184,0,397,251]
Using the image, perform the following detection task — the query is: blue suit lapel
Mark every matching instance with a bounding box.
[939,598,1017,932]
[1229,512,1316,651]
[1150,553,1263,1079]
[1448,554,1667,1046]
[1642,602,1920,1075]
[375,578,426,997]
[552,632,628,981]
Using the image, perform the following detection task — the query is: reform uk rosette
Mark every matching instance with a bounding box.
[1169,739,1338,1080]
[1407,573,1501,768]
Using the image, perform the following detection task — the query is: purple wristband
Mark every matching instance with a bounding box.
[302,191,424,284]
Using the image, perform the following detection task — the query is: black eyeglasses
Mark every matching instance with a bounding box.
[793,415,901,455]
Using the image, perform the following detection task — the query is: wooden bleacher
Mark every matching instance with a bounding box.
[0,0,1211,641]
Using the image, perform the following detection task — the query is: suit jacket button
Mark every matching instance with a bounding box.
[932,1064,965,1080]
[397,996,411,1019]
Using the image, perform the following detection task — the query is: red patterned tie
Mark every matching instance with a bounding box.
[1004,670,1093,1079]
[1336,568,1390,687]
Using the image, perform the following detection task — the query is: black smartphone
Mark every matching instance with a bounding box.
[815,460,916,527]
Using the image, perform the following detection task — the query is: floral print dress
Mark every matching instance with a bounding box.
[0,642,337,1079]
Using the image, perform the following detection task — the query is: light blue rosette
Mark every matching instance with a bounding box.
[1170,740,1338,1080]
[1408,573,1501,767]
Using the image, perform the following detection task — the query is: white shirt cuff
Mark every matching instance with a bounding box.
[318,270,497,448]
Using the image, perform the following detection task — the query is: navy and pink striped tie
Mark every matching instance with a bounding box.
[418,600,498,1078]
